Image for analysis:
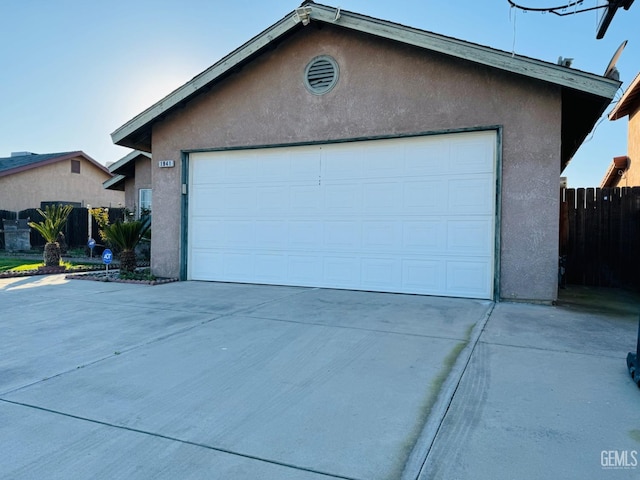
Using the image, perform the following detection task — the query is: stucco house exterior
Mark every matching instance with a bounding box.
[103,150,152,217]
[0,151,124,212]
[601,72,640,187]
[112,2,619,302]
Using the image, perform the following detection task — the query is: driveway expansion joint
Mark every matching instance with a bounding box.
[401,302,496,480]
[0,397,362,480]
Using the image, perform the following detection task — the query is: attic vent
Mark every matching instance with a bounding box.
[304,56,339,95]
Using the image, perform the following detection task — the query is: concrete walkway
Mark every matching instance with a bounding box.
[0,276,638,479]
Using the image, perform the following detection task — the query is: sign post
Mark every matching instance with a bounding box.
[88,238,96,258]
[102,248,113,275]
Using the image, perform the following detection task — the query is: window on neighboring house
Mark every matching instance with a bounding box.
[71,160,81,174]
[139,189,152,218]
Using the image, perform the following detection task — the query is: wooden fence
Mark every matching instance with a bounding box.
[560,187,640,288]
[0,208,125,250]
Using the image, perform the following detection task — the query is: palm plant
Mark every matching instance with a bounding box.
[102,218,151,273]
[28,204,74,267]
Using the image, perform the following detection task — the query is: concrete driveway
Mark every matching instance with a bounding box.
[1,276,638,479]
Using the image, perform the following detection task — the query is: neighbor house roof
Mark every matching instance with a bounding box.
[609,72,640,120]
[112,1,620,168]
[102,150,151,191]
[600,155,630,187]
[0,151,111,178]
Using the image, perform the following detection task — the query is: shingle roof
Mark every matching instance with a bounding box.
[0,151,111,178]
[0,152,78,174]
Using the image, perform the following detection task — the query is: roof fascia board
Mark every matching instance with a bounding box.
[103,174,126,190]
[111,13,301,145]
[310,4,619,99]
[609,72,640,120]
[109,150,151,173]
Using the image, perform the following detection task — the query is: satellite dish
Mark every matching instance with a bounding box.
[604,40,627,80]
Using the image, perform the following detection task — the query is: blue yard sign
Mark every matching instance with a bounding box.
[102,249,113,265]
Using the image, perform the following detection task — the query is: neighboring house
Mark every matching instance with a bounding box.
[103,150,152,218]
[0,151,124,212]
[602,72,640,187]
[111,2,619,302]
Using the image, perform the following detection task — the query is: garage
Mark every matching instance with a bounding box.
[187,130,497,299]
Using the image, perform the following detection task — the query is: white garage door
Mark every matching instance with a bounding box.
[188,131,497,299]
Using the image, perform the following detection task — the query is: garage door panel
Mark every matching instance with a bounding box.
[255,221,288,249]
[288,222,323,249]
[188,132,496,299]
[254,254,287,281]
[291,185,322,212]
[190,250,224,280]
[224,221,255,247]
[361,258,401,288]
[290,151,321,180]
[362,221,401,251]
[323,150,363,180]
[224,253,255,279]
[402,221,446,252]
[257,186,289,213]
[446,260,492,297]
[324,184,361,213]
[212,187,257,215]
[451,135,496,174]
[403,181,446,212]
[402,260,445,293]
[224,156,258,181]
[324,257,361,286]
[364,146,403,178]
[405,141,450,176]
[288,256,323,283]
[447,175,494,214]
[446,219,493,255]
[324,221,361,250]
[363,182,403,213]
[191,220,222,249]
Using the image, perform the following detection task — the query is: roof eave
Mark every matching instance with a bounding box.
[310,4,620,98]
[103,174,126,191]
[111,11,303,149]
[111,2,621,151]
[609,72,640,120]
[108,150,152,176]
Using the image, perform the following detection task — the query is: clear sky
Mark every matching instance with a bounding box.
[1,0,636,187]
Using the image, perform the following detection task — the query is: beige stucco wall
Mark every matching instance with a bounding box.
[151,25,562,302]
[622,109,640,186]
[123,157,152,213]
[0,156,124,212]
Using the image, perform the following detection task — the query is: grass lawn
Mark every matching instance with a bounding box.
[0,258,95,273]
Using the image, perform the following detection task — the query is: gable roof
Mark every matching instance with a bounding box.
[103,150,151,191]
[0,151,111,178]
[609,72,640,120]
[108,150,152,177]
[112,1,620,166]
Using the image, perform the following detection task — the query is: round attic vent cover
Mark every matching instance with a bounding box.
[304,56,339,95]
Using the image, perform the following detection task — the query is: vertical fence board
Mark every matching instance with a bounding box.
[563,187,640,289]
[2,207,125,251]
